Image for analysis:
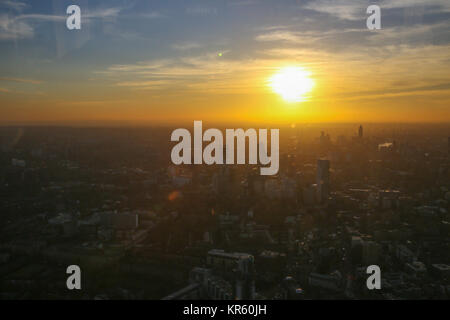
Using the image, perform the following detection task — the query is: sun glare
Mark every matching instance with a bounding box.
[269,66,315,102]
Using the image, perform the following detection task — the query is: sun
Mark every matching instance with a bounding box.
[268,66,315,102]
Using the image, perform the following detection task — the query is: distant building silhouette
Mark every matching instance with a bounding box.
[317,159,330,203]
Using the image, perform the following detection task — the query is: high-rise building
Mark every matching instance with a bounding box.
[316,159,330,203]
[207,250,255,300]
[358,125,363,139]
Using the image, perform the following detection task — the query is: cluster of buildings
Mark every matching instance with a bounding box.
[0,124,449,299]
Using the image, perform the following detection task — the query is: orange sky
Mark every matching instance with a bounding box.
[1,1,449,125]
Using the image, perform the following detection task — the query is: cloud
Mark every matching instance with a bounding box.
[254,9,449,55]
[115,80,173,90]
[254,27,370,50]
[15,7,123,22]
[255,30,309,43]
[84,7,123,20]
[139,12,165,19]
[96,31,450,104]
[228,0,260,7]
[0,0,27,12]
[303,0,365,20]
[0,77,44,95]
[303,0,450,20]
[324,83,450,103]
[0,5,126,41]
[381,0,450,11]
[367,21,449,45]
[0,14,33,39]
[97,51,277,94]
[172,42,202,51]
[0,77,42,84]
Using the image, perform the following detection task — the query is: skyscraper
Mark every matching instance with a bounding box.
[358,125,363,139]
[317,159,330,203]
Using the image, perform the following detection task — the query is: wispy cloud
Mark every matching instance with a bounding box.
[303,0,365,21]
[171,42,202,51]
[303,0,450,20]
[255,30,310,43]
[227,0,260,7]
[0,5,126,41]
[14,6,123,23]
[0,0,27,12]
[97,51,276,94]
[115,80,173,90]
[0,13,33,39]
[0,77,43,84]
[138,12,165,19]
